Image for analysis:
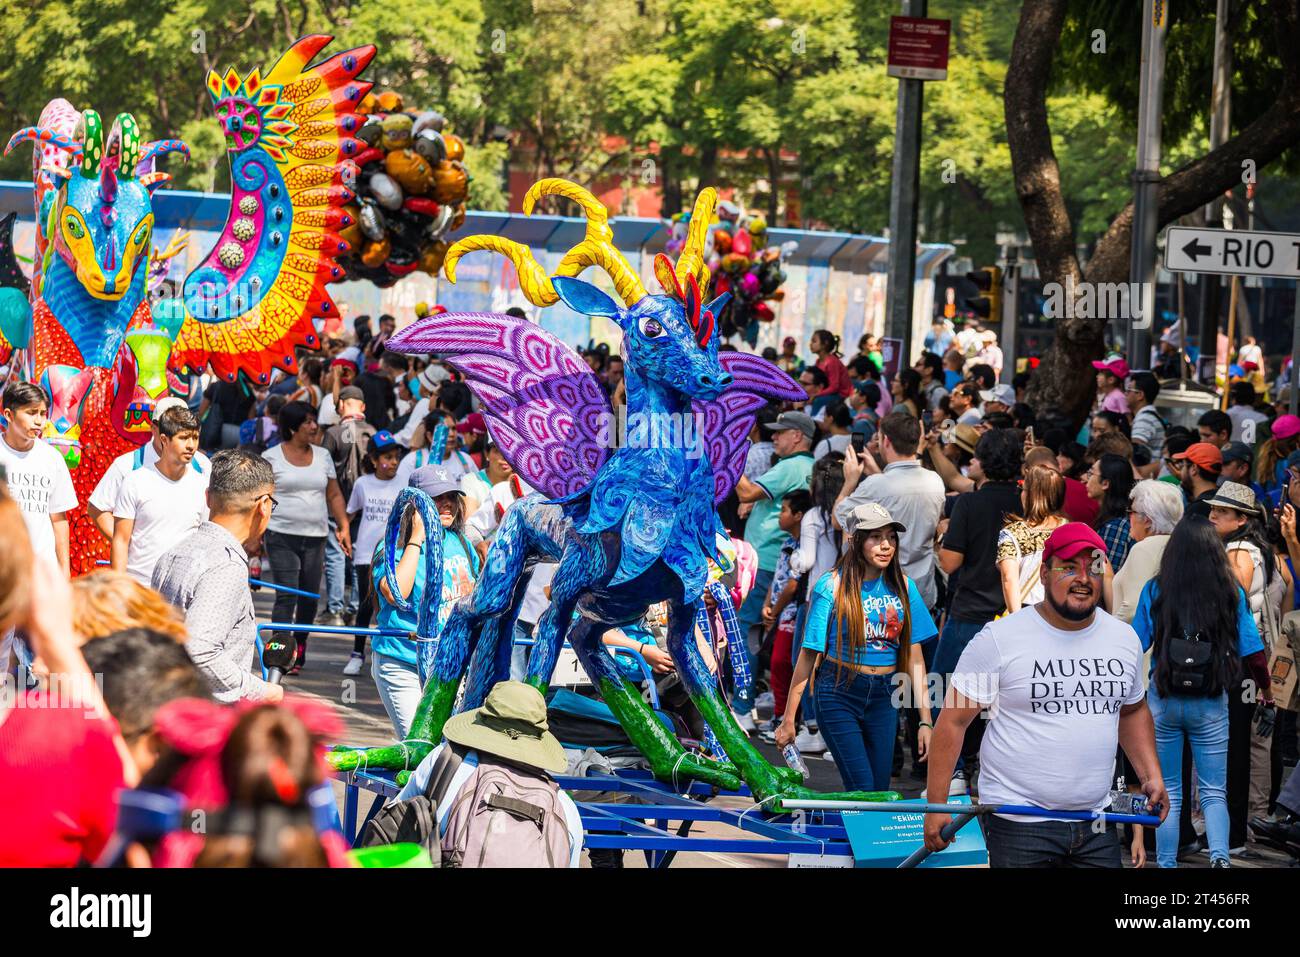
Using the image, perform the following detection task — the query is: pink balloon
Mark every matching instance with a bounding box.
[740,272,760,297]
[732,229,753,257]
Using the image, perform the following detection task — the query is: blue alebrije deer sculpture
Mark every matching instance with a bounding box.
[327,179,900,810]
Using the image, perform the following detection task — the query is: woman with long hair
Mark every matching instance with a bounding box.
[809,329,853,399]
[996,465,1069,614]
[1086,452,1135,571]
[370,469,480,739]
[775,503,937,791]
[1257,416,1300,495]
[891,368,923,419]
[1131,516,1271,868]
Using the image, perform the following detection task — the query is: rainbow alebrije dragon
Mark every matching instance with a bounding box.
[5,36,374,573]
[328,179,902,810]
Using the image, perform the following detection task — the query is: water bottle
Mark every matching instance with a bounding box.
[782,743,809,780]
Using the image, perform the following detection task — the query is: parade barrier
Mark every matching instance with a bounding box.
[248,578,322,601]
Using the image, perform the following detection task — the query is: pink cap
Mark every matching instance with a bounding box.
[1042,522,1108,565]
[1091,357,1130,380]
[455,412,487,436]
[1272,414,1300,441]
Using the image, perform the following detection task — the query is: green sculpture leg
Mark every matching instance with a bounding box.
[564,615,741,790]
[665,599,900,812]
[325,673,461,773]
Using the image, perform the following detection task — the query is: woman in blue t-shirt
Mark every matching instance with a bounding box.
[776,502,938,791]
[370,468,479,739]
[1130,516,1271,869]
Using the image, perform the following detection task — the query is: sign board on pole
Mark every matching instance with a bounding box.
[880,337,904,380]
[886,17,952,81]
[1163,226,1300,280]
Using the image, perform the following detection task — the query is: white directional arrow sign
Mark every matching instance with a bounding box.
[1163,225,1300,279]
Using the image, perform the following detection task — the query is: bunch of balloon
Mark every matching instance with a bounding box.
[339,91,470,287]
[663,199,796,347]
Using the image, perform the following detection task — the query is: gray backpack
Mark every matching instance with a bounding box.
[440,754,571,868]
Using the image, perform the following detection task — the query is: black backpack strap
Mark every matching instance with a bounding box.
[424,742,466,815]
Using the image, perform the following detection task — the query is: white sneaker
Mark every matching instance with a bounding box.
[948,769,969,796]
[795,727,827,754]
[755,691,775,712]
[732,709,757,733]
[342,652,364,676]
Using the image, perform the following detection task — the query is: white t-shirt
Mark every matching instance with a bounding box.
[396,447,476,488]
[90,445,210,514]
[394,397,429,448]
[316,392,339,427]
[468,476,535,538]
[262,444,337,538]
[813,433,851,461]
[346,474,402,567]
[114,462,210,585]
[0,434,78,563]
[950,605,1146,821]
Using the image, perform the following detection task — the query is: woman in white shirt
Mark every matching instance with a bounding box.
[261,401,353,674]
[1111,480,1184,623]
[813,400,853,461]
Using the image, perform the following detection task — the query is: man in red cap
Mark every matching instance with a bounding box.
[1170,442,1223,520]
[1091,357,1131,418]
[925,522,1167,867]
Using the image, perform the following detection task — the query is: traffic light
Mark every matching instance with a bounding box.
[964,266,1002,322]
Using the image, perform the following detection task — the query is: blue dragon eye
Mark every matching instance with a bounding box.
[638,316,665,339]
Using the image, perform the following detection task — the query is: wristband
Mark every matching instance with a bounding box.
[405,541,424,551]
[917,721,933,729]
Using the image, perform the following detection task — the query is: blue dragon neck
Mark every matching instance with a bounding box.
[571,365,721,600]
[43,258,144,368]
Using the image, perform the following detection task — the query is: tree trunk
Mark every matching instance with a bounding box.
[1006,0,1300,426]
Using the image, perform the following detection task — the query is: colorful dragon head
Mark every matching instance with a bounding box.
[444,180,732,403]
[5,110,187,303]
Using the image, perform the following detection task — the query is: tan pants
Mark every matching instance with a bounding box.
[1248,726,1273,824]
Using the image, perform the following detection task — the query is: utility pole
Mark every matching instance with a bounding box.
[999,246,1019,384]
[886,0,927,363]
[1128,0,1168,370]
[1197,0,1232,380]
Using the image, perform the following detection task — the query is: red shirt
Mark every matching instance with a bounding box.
[0,693,123,866]
[1062,477,1100,526]
[817,354,853,398]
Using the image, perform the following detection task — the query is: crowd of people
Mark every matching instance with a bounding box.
[1,307,1298,870]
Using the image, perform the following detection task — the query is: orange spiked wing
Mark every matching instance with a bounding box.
[170,36,374,385]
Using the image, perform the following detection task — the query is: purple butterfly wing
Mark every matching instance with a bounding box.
[388,312,611,499]
[693,352,806,505]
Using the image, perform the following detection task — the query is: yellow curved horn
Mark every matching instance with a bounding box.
[525,178,647,306]
[444,235,558,306]
[675,187,717,290]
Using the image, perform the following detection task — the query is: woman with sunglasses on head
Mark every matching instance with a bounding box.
[775,502,937,792]
[1130,515,1271,868]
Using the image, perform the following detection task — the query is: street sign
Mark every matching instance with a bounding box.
[1163,225,1300,279]
[886,17,951,81]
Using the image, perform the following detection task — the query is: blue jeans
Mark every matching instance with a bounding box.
[984,815,1121,868]
[814,669,898,792]
[930,616,989,771]
[1149,689,1230,867]
[324,524,358,616]
[733,567,775,713]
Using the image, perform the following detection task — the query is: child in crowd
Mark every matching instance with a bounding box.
[343,432,405,676]
[761,490,811,735]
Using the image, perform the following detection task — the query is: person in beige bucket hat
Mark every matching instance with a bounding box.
[442,680,568,773]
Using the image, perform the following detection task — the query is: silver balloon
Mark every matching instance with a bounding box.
[413,129,447,165]
[359,202,387,241]
[357,115,383,146]
[413,110,446,135]
[368,172,404,211]
[426,204,455,240]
